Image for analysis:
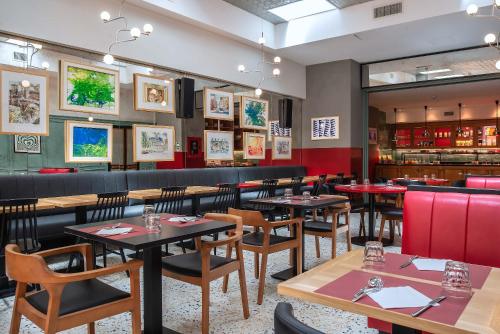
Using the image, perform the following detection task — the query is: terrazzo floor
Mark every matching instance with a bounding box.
[0,214,401,334]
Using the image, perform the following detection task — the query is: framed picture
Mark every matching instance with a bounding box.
[203,88,234,120]
[60,60,119,115]
[272,136,292,160]
[187,136,202,159]
[132,124,175,162]
[0,66,49,135]
[268,120,291,141]
[311,116,339,140]
[240,96,268,130]
[14,135,41,154]
[65,120,113,163]
[243,132,266,160]
[133,73,174,113]
[369,127,378,144]
[204,130,234,161]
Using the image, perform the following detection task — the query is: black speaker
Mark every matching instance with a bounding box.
[175,78,195,119]
[279,98,293,128]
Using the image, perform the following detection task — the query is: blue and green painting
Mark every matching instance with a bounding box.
[244,100,266,127]
[73,126,108,158]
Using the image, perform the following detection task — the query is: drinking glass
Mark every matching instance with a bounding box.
[284,188,293,199]
[423,174,428,181]
[350,179,357,186]
[431,173,436,179]
[404,174,409,180]
[386,180,394,186]
[363,241,385,268]
[143,205,155,219]
[441,261,472,298]
[302,191,311,201]
[146,214,161,233]
[363,178,370,185]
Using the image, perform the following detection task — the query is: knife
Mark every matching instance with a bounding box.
[411,296,446,317]
[400,255,419,269]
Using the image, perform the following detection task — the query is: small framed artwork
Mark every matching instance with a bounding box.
[369,128,378,144]
[133,73,174,113]
[311,116,339,140]
[0,65,49,135]
[203,88,234,120]
[204,130,234,161]
[65,120,113,163]
[240,96,268,130]
[14,135,41,154]
[187,136,202,159]
[272,136,292,160]
[60,60,119,115]
[243,132,266,160]
[268,120,291,141]
[132,124,175,162]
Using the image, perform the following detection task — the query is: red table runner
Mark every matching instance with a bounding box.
[79,222,154,240]
[315,270,471,326]
[160,213,213,228]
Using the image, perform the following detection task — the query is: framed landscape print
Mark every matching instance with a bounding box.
[203,88,234,120]
[60,60,119,115]
[65,120,113,163]
[204,130,234,161]
[268,120,291,141]
[311,116,339,140]
[133,73,174,113]
[14,135,41,154]
[0,66,49,135]
[243,132,266,160]
[240,96,268,130]
[132,124,175,162]
[272,136,292,160]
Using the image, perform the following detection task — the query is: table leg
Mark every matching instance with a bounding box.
[235,188,241,209]
[368,193,375,241]
[271,208,302,281]
[66,205,88,272]
[392,324,421,334]
[191,195,200,215]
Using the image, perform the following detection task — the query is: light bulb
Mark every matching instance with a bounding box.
[150,88,157,95]
[161,101,167,106]
[41,61,50,70]
[273,56,281,64]
[143,23,153,34]
[273,68,281,76]
[466,4,478,15]
[484,33,496,44]
[21,80,30,88]
[255,88,262,96]
[238,64,246,72]
[496,0,500,7]
[130,27,141,38]
[100,11,111,22]
[103,54,114,64]
[88,116,94,122]
[258,36,266,45]
[496,60,500,70]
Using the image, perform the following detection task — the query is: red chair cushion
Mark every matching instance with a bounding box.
[39,168,77,174]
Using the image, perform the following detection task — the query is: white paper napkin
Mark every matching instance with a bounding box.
[168,216,197,222]
[412,258,448,271]
[369,286,433,309]
[96,227,133,236]
[271,199,291,203]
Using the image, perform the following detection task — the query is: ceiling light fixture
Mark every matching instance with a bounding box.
[434,74,466,79]
[392,108,398,142]
[418,68,451,75]
[457,103,463,135]
[495,100,499,136]
[466,1,500,55]
[496,60,500,69]
[268,0,336,21]
[423,105,430,138]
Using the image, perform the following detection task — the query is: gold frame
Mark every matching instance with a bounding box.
[64,120,113,163]
[59,60,120,115]
[272,136,292,160]
[240,96,269,130]
[0,65,49,136]
[132,124,175,162]
[203,87,234,120]
[311,116,340,140]
[133,73,174,113]
[243,132,266,160]
[204,130,234,161]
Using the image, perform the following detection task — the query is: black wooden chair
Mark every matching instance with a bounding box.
[209,183,238,214]
[241,179,278,218]
[290,176,304,195]
[274,302,325,334]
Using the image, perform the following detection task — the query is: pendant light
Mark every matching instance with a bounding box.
[457,103,463,136]
[423,105,430,137]
[495,100,499,136]
[392,108,398,142]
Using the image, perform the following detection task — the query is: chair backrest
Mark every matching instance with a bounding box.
[89,191,129,223]
[274,302,325,334]
[465,176,500,190]
[311,174,327,196]
[204,213,243,234]
[228,208,268,229]
[290,176,304,195]
[396,179,426,186]
[211,183,238,214]
[5,244,55,284]
[156,186,186,214]
[258,179,278,199]
[0,198,40,253]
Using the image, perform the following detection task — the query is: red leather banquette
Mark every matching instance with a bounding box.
[39,168,77,174]
[369,186,500,333]
[465,175,500,190]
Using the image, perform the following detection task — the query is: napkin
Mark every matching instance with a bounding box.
[412,258,448,271]
[271,199,291,203]
[96,227,133,236]
[369,286,434,309]
[168,216,197,222]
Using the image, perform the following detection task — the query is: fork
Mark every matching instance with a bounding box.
[400,255,419,269]
[411,296,446,317]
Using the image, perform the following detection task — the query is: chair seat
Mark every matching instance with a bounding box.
[304,220,333,232]
[26,279,130,316]
[161,252,236,277]
[380,207,403,218]
[243,231,293,246]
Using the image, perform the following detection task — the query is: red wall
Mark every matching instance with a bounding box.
[156,152,186,169]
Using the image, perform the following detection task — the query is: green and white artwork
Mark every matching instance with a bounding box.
[240,97,268,130]
[133,124,175,162]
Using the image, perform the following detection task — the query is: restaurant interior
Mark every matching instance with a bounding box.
[0,0,499,334]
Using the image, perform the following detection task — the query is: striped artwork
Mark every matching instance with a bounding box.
[311,116,339,140]
[268,120,291,141]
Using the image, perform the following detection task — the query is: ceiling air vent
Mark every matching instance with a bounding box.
[374,2,403,19]
[13,51,27,63]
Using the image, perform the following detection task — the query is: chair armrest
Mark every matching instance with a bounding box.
[34,243,92,259]
[50,259,143,283]
[200,232,243,250]
[269,218,302,228]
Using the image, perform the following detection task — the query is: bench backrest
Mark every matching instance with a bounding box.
[465,176,500,190]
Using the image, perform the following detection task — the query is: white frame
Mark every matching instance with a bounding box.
[203,88,234,120]
[133,73,174,113]
[132,124,175,162]
[311,116,339,140]
[65,120,113,163]
[272,136,292,160]
[204,130,234,161]
[243,132,266,160]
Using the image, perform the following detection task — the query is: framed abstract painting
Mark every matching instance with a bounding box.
[311,116,339,140]
[14,135,41,154]
[272,136,292,160]
[60,60,119,115]
[204,130,234,161]
[203,88,234,120]
[240,96,268,130]
[0,66,49,136]
[243,132,266,160]
[65,120,113,163]
[268,120,291,141]
[132,124,175,162]
[133,73,174,113]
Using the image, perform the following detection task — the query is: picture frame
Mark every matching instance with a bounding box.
[59,60,120,115]
[133,73,174,113]
[65,120,113,163]
[243,132,266,160]
[311,116,339,140]
[204,130,234,161]
[240,96,269,130]
[203,88,234,120]
[14,135,41,154]
[272,136,292,160]
[132,124,175,162]
[268,120,291,141]
[187,136,202,159]
[0,65,49,136]
[369,127,378,144]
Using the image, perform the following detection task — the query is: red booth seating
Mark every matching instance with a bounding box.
[39,168,77,174]
[465,175,500,190]
[369,186,500,333]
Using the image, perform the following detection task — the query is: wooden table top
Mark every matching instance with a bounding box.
[0,199,56,213]
[41,194,98,208]
[278,249,500,334]
[128,186,219,201]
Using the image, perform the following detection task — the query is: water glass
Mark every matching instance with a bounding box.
[363,241,385,268]
[404,174,409,180]
[350,179,357,186]
[363,178,370,185]
[423,174,428,181]
[441,261,472,298]
[284,188,293,199]
[431,173,436,179]
[146,214,161,233]
[302,191,311,201]
[143,205,155,219]
[386,180,394,186]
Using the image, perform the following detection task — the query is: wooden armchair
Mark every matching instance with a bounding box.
[5,243,142,334]
[228,208,302,305]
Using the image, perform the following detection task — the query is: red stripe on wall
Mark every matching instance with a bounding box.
[301,147,362,177]
[156,152,186,169]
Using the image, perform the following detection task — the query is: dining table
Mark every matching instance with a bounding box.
[65,214,236,334]
[392,177,449,186]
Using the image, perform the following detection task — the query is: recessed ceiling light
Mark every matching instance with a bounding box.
[419,68,451,75]
[268,0,336,22]
[434,74,465,79]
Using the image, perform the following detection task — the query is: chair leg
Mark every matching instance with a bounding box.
[378,217,386,241]
[257,252,268,305]
[236,244,250,319]
[273,227,278,236]
[102,244,107,268]
[359,212,366,237]
[397,221,402,236]
[180,240,187,254]
[9,283,27,334]
[119,248,130,277]
[222,244,233,293]
[87,322,95,334]
[254,252,260,279]
[345,213,352,252]
[314,236,321,258]
[331,213,338,259]
[201,278,210,334]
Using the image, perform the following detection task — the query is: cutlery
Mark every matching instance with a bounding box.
[400,255,419,269]
[352,276,384,302]
[411,296,446,317]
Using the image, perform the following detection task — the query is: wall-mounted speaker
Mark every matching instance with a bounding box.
[279,98,293,128]
[175,77,195,119]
